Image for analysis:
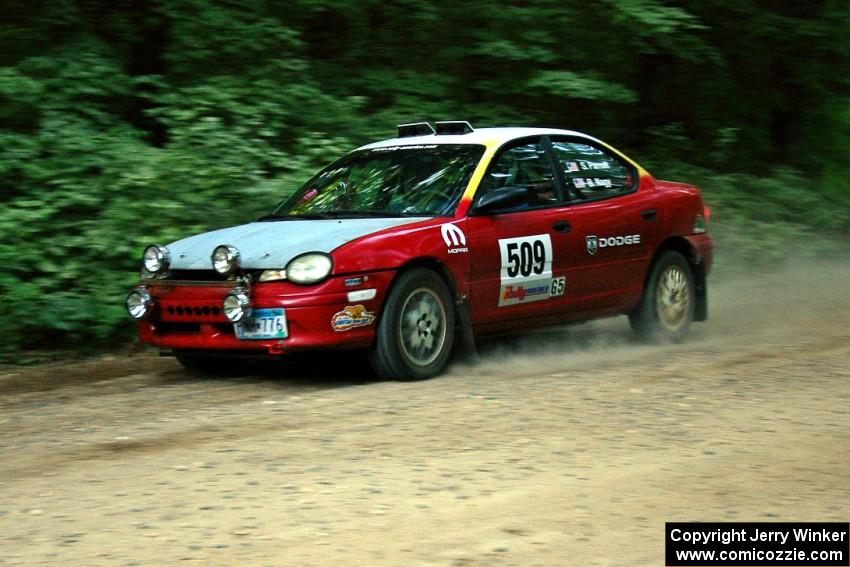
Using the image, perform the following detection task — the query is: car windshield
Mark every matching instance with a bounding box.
[266,144,485,219]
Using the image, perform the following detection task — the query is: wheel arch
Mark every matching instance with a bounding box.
[393,257,461,300]
[388,256,477,353]
[646,236,708,321]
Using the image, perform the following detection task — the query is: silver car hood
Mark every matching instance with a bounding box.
[167,217,429,270]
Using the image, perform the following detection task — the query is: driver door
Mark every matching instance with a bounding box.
[466,137,569,327]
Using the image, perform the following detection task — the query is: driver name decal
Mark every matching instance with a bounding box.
[498,234,557,306]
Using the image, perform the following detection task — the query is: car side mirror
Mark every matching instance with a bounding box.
[474,186,531,213]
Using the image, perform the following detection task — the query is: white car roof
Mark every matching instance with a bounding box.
[357,127,602,151]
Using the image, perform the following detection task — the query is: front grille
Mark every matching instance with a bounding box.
[158,300,227,323]
[166,305,221,317]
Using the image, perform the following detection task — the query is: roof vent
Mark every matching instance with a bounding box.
[434,121,474,135]
[397,122,436,138]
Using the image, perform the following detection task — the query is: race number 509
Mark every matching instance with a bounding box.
[504,240,546,278]
[498,234,553,283]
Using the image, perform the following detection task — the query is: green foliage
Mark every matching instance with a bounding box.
[0,0,848,358]
[527,71,637,104]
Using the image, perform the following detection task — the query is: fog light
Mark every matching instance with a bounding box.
[222,290,251,322]
[126,289,152,320]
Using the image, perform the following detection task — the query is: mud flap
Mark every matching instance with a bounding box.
[455,297,479,362]
[692,262,708,322]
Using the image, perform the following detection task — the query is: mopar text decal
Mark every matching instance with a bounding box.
[498,234,559,306]
[440,223,468,254]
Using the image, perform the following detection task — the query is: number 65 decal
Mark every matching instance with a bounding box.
[498,234,559,306]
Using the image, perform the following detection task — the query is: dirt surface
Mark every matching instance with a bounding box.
[1,261,849,566]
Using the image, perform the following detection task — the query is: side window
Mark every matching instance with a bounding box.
[476,140,557,210]
[551,140,635,200]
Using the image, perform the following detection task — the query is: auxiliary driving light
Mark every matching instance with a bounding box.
[142,245,170,274]
[222,290,251,322]
[126,288,153,320]
[212,244,240,275]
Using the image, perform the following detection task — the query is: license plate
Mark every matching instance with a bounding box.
[234,308,288,340]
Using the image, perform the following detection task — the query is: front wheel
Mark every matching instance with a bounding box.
[629,250,695,342]
[369,268,456,380]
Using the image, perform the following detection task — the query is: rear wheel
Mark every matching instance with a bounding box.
[629,251,695,342]
[369,268,455,380]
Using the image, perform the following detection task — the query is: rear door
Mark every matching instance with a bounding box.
[466,137,569,326]
[548,137,662,312]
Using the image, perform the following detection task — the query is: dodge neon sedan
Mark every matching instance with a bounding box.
[126,121,714,380]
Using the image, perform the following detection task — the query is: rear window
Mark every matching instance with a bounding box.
[550,140,635,200]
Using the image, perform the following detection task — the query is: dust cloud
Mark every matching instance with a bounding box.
[452,257,850,380]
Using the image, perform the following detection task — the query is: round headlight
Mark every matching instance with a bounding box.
[126,288,152,320]
[286,253,333,285]
[212,245,240,275]
[222,290,251,322]
[143,245,170,274]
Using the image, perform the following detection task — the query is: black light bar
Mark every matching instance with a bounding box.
[434,121,474,135]
[397,122,436,138]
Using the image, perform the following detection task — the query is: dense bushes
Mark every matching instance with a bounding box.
[0,1,848,357]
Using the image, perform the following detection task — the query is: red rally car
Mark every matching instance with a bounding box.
[126,121,714,380]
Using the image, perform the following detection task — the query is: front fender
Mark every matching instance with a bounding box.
[331,218,472,297]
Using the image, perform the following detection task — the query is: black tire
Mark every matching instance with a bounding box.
[369,268,456,380]
[629,250,695,343]
[175,353,244,376]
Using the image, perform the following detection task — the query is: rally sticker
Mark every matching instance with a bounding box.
[331,305,375,332]
[498,234,561,306]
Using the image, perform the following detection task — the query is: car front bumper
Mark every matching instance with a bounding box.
[136,271,394,355]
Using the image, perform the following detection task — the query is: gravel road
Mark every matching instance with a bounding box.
[1,262,849,566]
